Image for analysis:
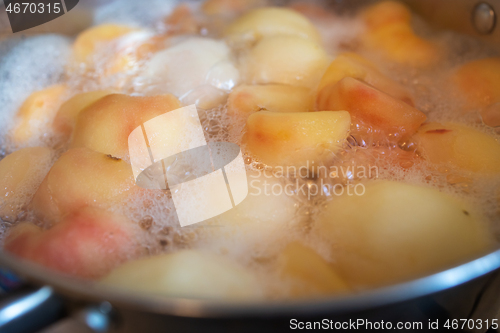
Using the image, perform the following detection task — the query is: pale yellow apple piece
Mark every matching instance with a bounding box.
[70,94,181,159]
[452,57,500,110]
[12,85,67,144]
[31,147,139,222]
[53,90,115,137]
[101,250,262,300]
[226,7,321,43]
[72,24,136,64]
[245,111,350,167]
[0,147,53,221]
[244,36,329,89]
[361,1,411,30]
[278,241,350,297]
[228,84,312,117]
[315,181,494,287]
[413,122,500,174]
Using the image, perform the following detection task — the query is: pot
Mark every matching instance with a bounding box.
[0,1,500,332]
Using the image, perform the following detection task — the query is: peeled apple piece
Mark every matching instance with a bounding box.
[225,7,321,44]
[140,37,239,108]
[53,90,115,138]
[71,24,158,74]
[0,147,53,222]
[278,242,350,298]
[227,84,312,117]
[412,122,500,174]
[362,23,440,67]
[315,181,494,287]
[72,24,136,64]
[361,1,411,30]
[243,36,330,89]
[317,77,426,140]
[70,94,181,160]
[244,111,351,167]
[480,102,500,128]
[5,207,145,279]
[200,172,300,256]
[202,0,264,16]
[317,53,414,106]
[451,57,500,110]
[359,2,440,67]
[31,148,139,223]
[12,85,67,144]
[101,250,262,300]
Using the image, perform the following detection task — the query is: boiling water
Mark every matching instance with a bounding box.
[0,0,500,296]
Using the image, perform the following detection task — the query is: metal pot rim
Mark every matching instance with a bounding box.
[1,247,500,317]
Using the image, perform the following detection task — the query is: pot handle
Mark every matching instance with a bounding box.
[0,286,65,333]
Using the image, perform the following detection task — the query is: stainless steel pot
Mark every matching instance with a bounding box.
[1,1,500,332]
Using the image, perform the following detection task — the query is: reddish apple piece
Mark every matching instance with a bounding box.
[317,53,414,106]
[11,85,67,144]
[0,147,53,222]
[412,122,500,174]
[4,207,145,279]
[317,77,426,140]
[244,110,351,167]
[70,94,181,159]
[31,148,138,222]
[53,90,115,138]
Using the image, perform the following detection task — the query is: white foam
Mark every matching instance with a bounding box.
[93,0,183,27]
[0,35,71,139]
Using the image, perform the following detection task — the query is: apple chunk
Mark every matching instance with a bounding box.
[203,0,264,16]
[31,148,139,223]
[317,53,414,106]
[228,84,312,117]
[315,181,494,287]
[101,250,262,300]
[72,24,136,64]
[199,172,300,255]
[53,90,114,138]
[11,85,67,144]
[361,1,411,30]
[317,77,426,141]
[228,84,313,142]
[359,2,440,67]
[278,242,350,298]
[70,94,181,159]
[244,111,350,167]
[412,122,500,174]
[225,7,321,44]
[452,57,500,109]
[0,147,53,221]
[4,207,145,279]
[243,36,329,89]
